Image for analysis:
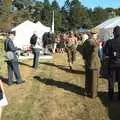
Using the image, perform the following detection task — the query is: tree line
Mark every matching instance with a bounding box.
[0,0,120,32]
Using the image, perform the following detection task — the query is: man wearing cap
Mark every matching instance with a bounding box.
[82,33,101,98]
[4,31,25,85]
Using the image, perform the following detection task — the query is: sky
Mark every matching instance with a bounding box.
[38,0,120,9]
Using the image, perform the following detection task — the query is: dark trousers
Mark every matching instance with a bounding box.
[7,61,22,83]
[85,68,99,98]
[33,51,40,68]
[108,69,120,94]
[67,47,76,63]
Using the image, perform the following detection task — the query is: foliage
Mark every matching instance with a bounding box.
[13,0,33,10]
[0,37,5,72]
[0,0,120,32]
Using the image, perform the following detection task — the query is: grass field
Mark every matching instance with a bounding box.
[1,53,120,120]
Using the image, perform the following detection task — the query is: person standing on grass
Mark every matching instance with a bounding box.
[82,33,101,98]
[65,31,77,70]
[4,31,25,85]
[104,26,120,100]
[30,31,41,69]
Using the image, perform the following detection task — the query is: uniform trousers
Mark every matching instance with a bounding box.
[85,68,99,98]
[66,46,76,63]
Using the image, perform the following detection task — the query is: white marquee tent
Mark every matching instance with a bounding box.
[35,21,50,35]
[11,20,51,49]
[95,16,120,41]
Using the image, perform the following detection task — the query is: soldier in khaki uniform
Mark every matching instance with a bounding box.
[82,33,101,98]
[65,32,77,69]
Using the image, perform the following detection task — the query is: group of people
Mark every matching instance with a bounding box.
[1,26,120,119]
[76,26,120,100]
[53,27,120,100]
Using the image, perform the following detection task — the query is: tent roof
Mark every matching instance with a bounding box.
[11,20,51,49]
[36,21,50,32]
[95,16,120,29]
[12,20,36,31]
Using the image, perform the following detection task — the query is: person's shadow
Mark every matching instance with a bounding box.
[40,62,85,75]
[99,92,120,120]
[19,62,32,68]
[34,76,120,120]
[34,76,85,96]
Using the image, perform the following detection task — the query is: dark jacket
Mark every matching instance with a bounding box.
[4,39,19,61]
[104,27,120,69]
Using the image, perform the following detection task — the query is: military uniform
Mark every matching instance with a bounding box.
[65,35,77,69]
[66,44,76,62]
[82,38,101,98]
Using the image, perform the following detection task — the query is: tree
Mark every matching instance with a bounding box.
[68,0,85,30]
[115,8,120,16]
[13,0,33,10]
[91,7,109,27]
[43,0,50,7]
[0,0,13,30]
[60,4,70,31]
[41,0,52,26]
[30,1,43,22]
[51,0,60,11]
[63,0,71,11]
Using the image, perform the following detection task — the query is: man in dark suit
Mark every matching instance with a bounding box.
[4,31,25,85]
[104,26,120,100]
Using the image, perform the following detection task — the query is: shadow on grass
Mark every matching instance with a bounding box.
[34,75,120,120]
[40,62,85,75]
[34,76,85,96]
[98,92,120,120]
[19,62,32,68]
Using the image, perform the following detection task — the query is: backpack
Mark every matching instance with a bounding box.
[30,34,38,45]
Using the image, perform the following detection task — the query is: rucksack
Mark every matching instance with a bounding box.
[30,34,38,45]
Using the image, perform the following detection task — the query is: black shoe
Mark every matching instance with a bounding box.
[16,80,25,84]
[7,82,13,86]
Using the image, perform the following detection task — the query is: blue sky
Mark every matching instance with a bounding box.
[80,0,120,9]
[38,0,120,9]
